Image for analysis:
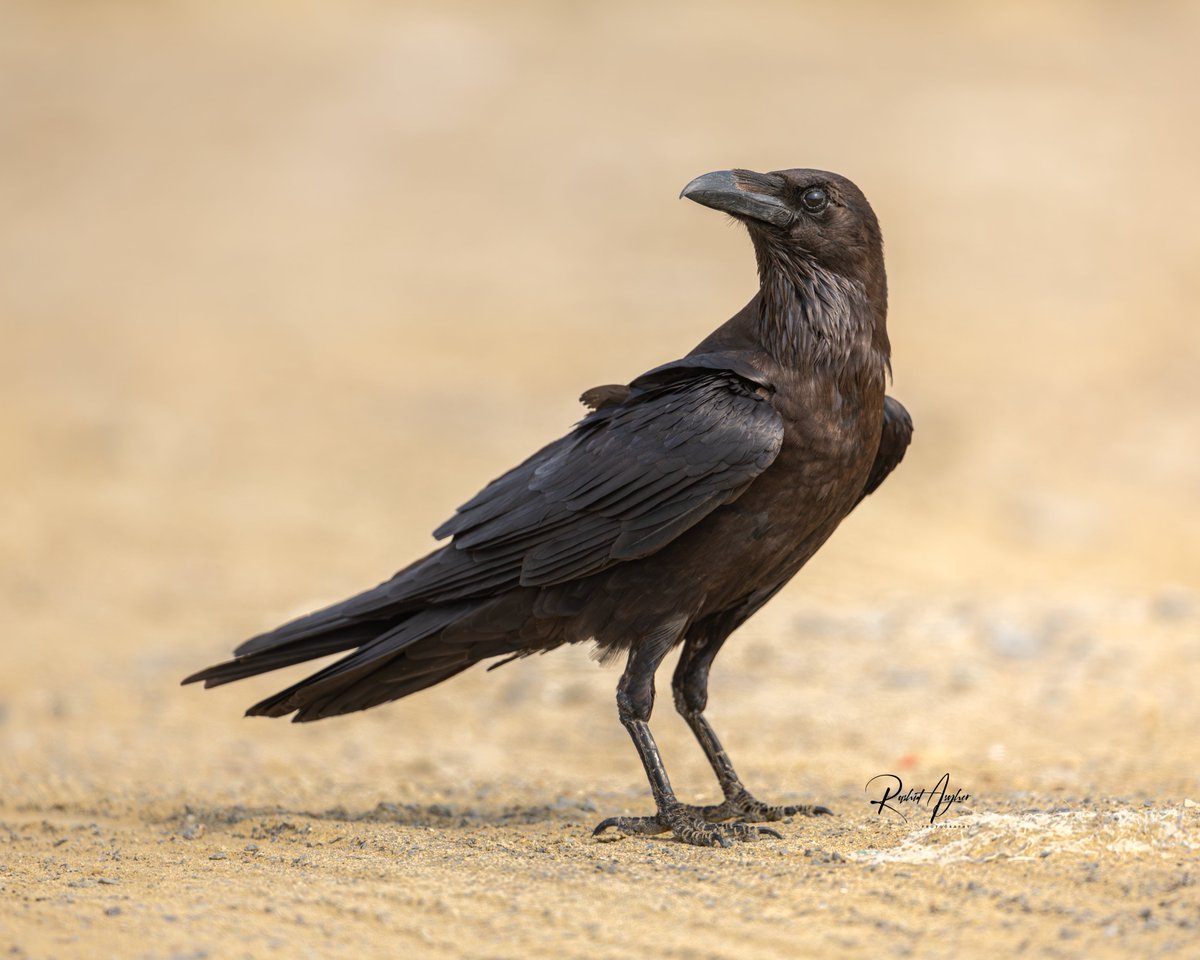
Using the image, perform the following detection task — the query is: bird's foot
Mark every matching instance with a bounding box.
[690,785,833,823]
[593,802,781,847]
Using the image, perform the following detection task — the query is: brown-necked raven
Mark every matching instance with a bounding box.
[184,168,912,847]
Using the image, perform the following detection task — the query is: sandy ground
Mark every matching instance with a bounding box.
[2,2,1199,958]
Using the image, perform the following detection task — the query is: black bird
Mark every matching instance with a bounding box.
[184,167,912,847]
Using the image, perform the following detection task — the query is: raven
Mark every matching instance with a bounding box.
[184,168,912,847]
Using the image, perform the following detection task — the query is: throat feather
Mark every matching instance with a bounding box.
[759,264,868,369]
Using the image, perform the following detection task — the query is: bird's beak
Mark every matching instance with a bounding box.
[680,169,794,227]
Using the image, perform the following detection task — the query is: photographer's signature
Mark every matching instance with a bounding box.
[866,772,970,824]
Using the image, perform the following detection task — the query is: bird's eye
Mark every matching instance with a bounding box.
[801,187,828,213]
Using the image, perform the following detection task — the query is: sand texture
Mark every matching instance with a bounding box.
[2,3,1199,957]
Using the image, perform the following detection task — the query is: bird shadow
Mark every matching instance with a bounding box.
[161,795,607,835]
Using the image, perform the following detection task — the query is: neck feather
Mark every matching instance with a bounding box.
[753,238,890,379]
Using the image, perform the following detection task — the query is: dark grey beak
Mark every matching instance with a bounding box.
[680,169,793,227]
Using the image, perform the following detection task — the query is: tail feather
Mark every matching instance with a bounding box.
[287,634,529,721]
[187,597,527,722]
[290,656,474,722]
[233,586,399,658]
[288,634,525,722]
[239,604,471,716]
[183,566,549,722]
[182,622,382,688]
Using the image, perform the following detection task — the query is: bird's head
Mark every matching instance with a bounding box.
[680,167,883,292]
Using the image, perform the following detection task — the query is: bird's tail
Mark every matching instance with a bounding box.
[182,590,527,722]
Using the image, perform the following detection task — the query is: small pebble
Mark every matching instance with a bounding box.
[209,852,228,861]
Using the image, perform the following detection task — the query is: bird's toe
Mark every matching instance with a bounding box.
[592,814,670,840]
[593,806,780,847]
[689,787,834,824]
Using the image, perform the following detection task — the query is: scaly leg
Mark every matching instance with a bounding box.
[671,624,832,823]
[592,639,781,847]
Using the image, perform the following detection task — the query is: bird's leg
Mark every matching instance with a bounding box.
[593,642,780,847]
[671,632,832,823]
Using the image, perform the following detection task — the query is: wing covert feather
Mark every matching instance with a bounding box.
[422,365,783,595]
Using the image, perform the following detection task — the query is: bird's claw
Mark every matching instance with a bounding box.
[593,804,781,847]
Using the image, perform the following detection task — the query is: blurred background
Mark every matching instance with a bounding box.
[2,0,1198,814]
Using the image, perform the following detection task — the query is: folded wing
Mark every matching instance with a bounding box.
[200,357,784,671]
